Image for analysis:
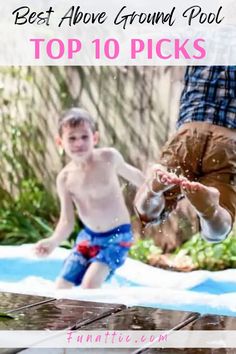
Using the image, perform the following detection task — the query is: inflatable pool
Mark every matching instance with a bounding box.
[1,244,236,316]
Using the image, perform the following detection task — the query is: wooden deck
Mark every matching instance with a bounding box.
[0,292,236,354]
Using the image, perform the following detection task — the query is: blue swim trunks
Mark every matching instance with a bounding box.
[58,224,133,286]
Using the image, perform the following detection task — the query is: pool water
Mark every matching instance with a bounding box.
[0,258,62,282]
[1,258,236,294]
[0,258,142,286]
[1,256,236,317]
[191,278,236,295]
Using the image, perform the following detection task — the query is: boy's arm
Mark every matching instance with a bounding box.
[50,171,75,245]
[112,149,144,187]
[34,171,75,256]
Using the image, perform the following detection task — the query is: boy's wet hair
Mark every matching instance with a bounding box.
[58,108,97,136]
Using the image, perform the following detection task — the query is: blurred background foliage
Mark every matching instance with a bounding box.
[129,229,236,271]
[0,66,235,271]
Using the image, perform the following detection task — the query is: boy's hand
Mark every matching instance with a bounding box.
[34,238,58,257]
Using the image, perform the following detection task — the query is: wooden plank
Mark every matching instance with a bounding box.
[81,306,199,330]
[0,292,55,313]
[130,314,236,354]
[0,298,125,330]
[16,308,199,354]
[182,314,236,330]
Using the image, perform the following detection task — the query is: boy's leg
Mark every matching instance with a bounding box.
[55,277,74,289]
[151,123,236,248]
[136,123,209,250]
[148,197,199,252]
[194,123,236,241]
[181,179,232,242]
[135,125,200,248]
[81,226,133,288]
[80,262,110,289]
[56,244,88,289]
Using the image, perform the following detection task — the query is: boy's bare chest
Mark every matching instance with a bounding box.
[66,163,116,198]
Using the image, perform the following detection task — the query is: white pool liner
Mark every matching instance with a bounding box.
[0,244,236,313]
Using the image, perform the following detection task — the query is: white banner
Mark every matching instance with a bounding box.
[1,0,236,65]
[1,330,236,348]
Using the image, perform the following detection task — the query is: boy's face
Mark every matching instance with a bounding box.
[59,122,99,161]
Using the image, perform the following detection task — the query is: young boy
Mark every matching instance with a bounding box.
[34,107,144,289]
[135,66,236,247]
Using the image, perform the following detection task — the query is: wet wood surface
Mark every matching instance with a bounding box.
[1,292,236,354]
[0,298,125,330]
[82,306,199,330]
[0,291,54,313]
[134,314,236,354]
[183,314,236,330]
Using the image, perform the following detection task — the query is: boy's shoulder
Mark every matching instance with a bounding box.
[96,147,122,163]
[56,162,75,184]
